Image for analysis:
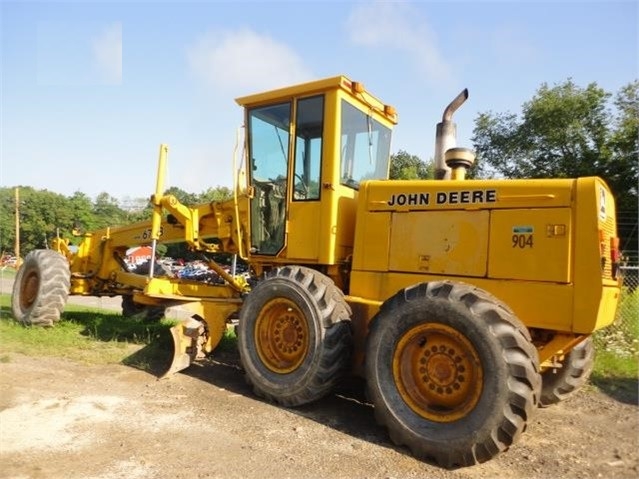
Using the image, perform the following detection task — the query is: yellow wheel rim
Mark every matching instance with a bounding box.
[20,270,39,310]
[393,323,483,422]
[255,298,309,374]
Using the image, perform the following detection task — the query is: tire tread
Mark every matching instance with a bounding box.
[366,280,540,468]
[240,266,352,407]
[539,338,594,407]
[11,250,70,327]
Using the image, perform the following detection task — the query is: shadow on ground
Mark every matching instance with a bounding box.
[176,348,403,461]
[590,375,639,405]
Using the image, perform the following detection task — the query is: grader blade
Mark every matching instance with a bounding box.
[160,317,206,379]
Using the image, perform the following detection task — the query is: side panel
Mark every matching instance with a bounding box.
[389,210,489,277]
[287,201,321,260]
[488,208,572,283]
[352,203,391,272]
[334,193,358,260]
[349,270,575,332]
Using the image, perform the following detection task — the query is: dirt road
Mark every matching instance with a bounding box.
[1,348,637,479]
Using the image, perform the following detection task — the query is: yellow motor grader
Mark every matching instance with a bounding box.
[11,76,621,467]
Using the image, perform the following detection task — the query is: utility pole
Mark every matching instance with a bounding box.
[15,187,21,269]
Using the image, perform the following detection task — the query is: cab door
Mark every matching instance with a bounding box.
[246,102,291,255]
[287,95,324,261]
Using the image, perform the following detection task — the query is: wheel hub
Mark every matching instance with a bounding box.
[393,323,483,422]
[20,271,40,310]
[255,298,309,374]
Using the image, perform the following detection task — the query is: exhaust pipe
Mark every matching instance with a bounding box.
[434,89,469,180]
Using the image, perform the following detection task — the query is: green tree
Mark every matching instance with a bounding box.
[125,186,234,224]
[389,150,433,180]
[0,188,16,254]
[69,191,98,232]
[126,198,153,223]
[472,79,638,258]
[198,186,233,203]
[609,81,639,213]
[93,192,128,228]
[164,186,198,205]
[10,188,75,252]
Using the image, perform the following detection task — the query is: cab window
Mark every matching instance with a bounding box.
[340,100,392,190]
[293,95,324,200]
[247,102,290,255]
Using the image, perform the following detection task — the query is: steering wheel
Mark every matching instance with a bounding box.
[294,173,309,199]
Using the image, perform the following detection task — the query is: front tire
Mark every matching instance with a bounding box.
[238,266,352,407]
[11,250,70,327]
[366,281,540,468]
[540,337,594,406]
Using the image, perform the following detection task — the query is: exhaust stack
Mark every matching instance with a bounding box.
[434,89,469,180]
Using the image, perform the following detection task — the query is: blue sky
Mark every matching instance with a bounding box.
[1,0,637,201]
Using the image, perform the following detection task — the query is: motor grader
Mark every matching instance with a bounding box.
[11,75,621,467]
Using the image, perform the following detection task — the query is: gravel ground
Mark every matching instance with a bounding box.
[0,349,637,479]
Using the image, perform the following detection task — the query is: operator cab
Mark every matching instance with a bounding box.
[236,76,397,266]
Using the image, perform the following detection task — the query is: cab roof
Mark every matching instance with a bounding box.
[235,75,398,124]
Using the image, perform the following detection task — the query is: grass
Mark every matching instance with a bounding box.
[0,294,178,369]
[0,267,16,277]
[590,343,638,404]
[0,292,239,373]
[592,350,638,378]
[591,286,639,402]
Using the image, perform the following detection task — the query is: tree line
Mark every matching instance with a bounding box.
[0,186,232,255]
[2,79,636,262]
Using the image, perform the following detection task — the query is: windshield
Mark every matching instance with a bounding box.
[340,100,392,190]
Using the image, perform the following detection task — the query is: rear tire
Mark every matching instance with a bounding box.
[539,337,594,407]
[11,250,70,327]
[238,266,352,407]
[366,281,540,468]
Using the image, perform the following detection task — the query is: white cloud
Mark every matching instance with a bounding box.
[489,26,538,66]
[186,28,313,95]
[346,2,452,85]
[92,22,122,85]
